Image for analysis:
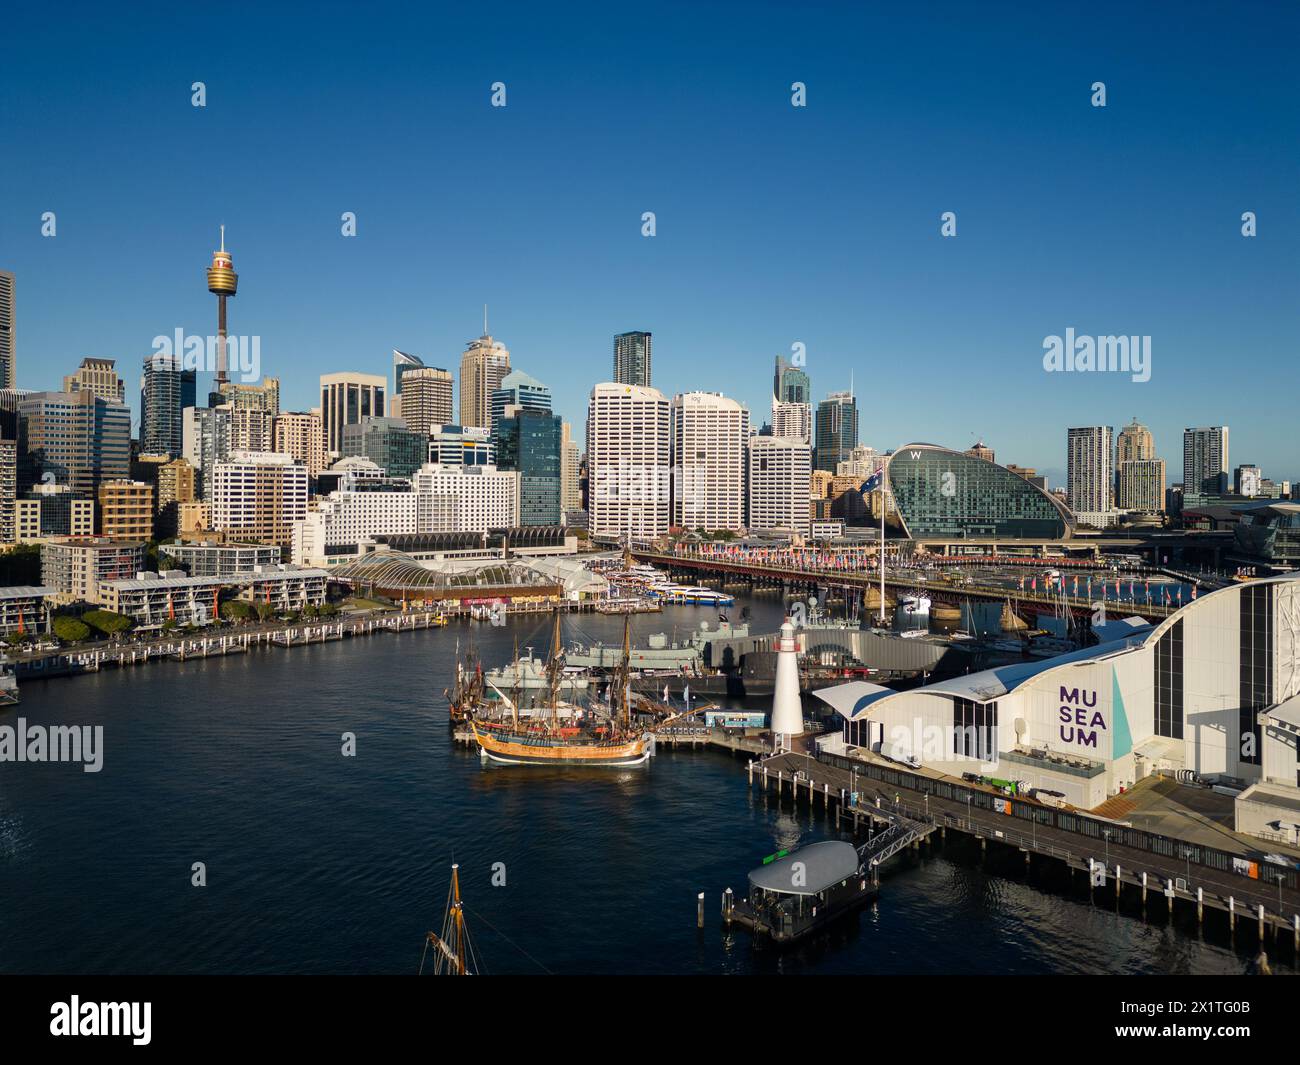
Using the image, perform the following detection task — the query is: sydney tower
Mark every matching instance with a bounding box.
[206,225,238,406]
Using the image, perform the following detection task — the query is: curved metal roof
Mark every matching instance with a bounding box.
[330,550,550,592]
[748,840,861,896]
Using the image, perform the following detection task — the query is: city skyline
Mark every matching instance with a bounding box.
[1,3,1296,485]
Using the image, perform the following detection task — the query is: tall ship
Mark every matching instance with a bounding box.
[468,614,692,767]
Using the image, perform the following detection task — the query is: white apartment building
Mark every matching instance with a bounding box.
[210,451,308,547]
[747,435,812,536]
[670,391,749,534]
[770,398,812,444]
[1067,425,1114,519]
[411,464,518,531]
[587,383,670,541]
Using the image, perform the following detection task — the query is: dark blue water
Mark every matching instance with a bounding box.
[0,597,1268,974]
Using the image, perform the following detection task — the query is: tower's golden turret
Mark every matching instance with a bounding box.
[207,224,238,295]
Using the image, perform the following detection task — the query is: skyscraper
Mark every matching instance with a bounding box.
[458,330,510,429]
[814,391,857,473]
[273,410,328,477]
[747,435,811,536]
[587,383,670,541]
[0,270,15,389]
[670,391,750,533]
[496,409,563,525]
[613,332,652,388]
[205,227,238,407]
[396,366,454,434]
[1183,426,1229,500]
[392,349,424,416]
[141,353,197,457]
[64,357,125,403]
[489,369,551,440]
[18,391,131,495]
[1117,459,1165,513]
[773,354,809,404]
[560,421,581,513]
[320,372,386,456]
[1116,418,1156,465]
[771,398,812,444]
[1066,425,1114,519]
[182,405,232,500]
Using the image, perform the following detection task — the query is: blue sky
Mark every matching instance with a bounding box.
[1,0,1296,487]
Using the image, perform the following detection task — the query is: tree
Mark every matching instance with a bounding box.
[53,616,91,644]
[82,609,134,637]
[220,600,253,622]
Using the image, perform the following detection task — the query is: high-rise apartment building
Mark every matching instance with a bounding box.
[64,357,125,403]
[273,410,327,477]
[320,372,386,457]
[0,438,15,544]
[0,270,14,389]
[141,353,197,457]
[613,332,653,388]
[182,405,232,500]
[210,451,308,548]
[230,407,273,453]
[395,366,454,434]
[1117,458,1166,513]
[814,392,857,473]
[965,441,995,464]
[221,376,281,415]
[1184,426,1229,500]
[1066,425,1114,519]
[458,333,510,429]
[771,398,812,444]
[747,436,811,536]
[587,383,670,541]
[1116,418,1155,465]
[670,391,749,534]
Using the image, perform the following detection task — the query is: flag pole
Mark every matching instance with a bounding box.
[878,466,886,624]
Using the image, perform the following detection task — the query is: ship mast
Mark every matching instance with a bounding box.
[547,608,562,720]
[420,862,474,975]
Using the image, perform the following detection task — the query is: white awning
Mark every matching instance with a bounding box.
[812,680,896,720]
[1262,692,1300,730]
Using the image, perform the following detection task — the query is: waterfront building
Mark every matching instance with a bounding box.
[63,357,125,403]
[886,443,1075,540]
[428,424,493,467]
[495,409,562,525]
[97,566,328,626]
[96,480,154,541]
[17,390,131,495]
[395,365,454,434]
[159,541,282,577]
[670,391,749,534]
[210,451,308,548]
[746,436,811,537]
[141,353,197,458]
[320,372,386,457]
[1116,458,1166,515]
[814,391,857,473]
[272,410,328,478]
[613,331,652,388]
[586,382,669,542]
[818,573,1300,840]
[341,416,426,479]
[40,536,146,603]
[1184,426,1229,501]
[0,585,55,636]
[1066,425,1114,525]
[560,422,581,513]
[458,332,510,430]
[182,405,232,500]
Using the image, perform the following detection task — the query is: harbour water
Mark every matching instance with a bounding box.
[0,595,1270,974]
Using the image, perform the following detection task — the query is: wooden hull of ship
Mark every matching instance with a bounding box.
[470,722,653,767]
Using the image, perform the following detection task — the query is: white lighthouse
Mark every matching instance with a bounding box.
[770,618,804,749]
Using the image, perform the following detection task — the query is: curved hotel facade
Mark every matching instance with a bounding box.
[886,443,1075,540]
